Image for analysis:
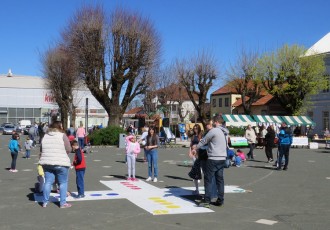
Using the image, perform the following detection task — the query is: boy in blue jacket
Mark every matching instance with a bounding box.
[277,122,293,171]
[8,133,20,172]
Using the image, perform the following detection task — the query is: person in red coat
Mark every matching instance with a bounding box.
[72,140,86,198]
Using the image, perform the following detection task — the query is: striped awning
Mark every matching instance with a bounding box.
[252,115,283,124]
[222,114,256,127]
[281,116,315,126]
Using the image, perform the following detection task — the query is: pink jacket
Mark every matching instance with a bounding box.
[76,127,86,138]
[236,152,246,161]
[125,135,141,156]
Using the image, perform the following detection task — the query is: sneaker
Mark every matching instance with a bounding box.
[131,178,139,181]
[146,177,152,181]
[198,201,210,208]
[212,198,223,207]
[127,177,132,181]
[77,194,85,198]
[235,164,241,167]
[42,203,47,208]
[12,169,18,173]
[153,177,158,182]
[283,166,288,171]
[269,159,274,163]
[60,203,72,208]
[9,169,13,172]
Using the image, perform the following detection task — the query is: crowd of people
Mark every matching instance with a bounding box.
[6,117,294,209]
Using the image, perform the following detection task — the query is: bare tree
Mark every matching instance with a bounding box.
[176,51,218,128]
[41,45,78,129]
[63,5,161,126]
[226,48,262,115]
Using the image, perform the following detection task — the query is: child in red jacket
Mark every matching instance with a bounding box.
[72,140,86,198]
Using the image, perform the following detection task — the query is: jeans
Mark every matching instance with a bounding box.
[25,149,31,158]
[247,143,255,159]
[203,159,226,204]
[278,144,290,168]
[78,137,85,149]
[43,165,69,206]
[146,148,158,178]
[200,160,217,199]
[76,169,85,196]
[127,153,136,178]
[10,152,18,169]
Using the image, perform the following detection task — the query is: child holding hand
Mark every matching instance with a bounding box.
[125,135,141,181]
[188,147,202,195]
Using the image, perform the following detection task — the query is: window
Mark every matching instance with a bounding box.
[218,98,222,107]
[225,98,229,107]
[323,111,329,131]
[323,75,330,93]
[212,99,216,107]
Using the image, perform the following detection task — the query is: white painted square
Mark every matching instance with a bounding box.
[256,219,278,225]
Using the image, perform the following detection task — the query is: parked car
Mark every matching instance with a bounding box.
[3,124,16,135]
[0,122,14,133]
[23,125,31,135]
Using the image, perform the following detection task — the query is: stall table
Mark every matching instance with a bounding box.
[229,137,248,147]
[291,136,309,148]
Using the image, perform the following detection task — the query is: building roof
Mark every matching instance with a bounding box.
[212,81,268,96]
[155,83,198,101]
[211,85,238,95]
[305,32,330,56]
[0,74,45,89]
[232,94,274,107]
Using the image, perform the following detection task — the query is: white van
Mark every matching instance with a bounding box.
[19,120,32,129]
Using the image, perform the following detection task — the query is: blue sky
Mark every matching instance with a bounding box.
[1,0,330,88]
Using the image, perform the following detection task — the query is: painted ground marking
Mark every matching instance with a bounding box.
[255,219,278,225]
[34,180,246,215]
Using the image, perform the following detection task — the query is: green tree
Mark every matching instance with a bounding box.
[258,44,326,115]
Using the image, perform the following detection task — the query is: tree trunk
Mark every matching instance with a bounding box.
[107,105,122,126]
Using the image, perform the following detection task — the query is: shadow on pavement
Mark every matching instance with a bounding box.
[246,165,276,170]
[164,175,192,181]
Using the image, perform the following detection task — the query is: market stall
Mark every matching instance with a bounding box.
[281,115,315,148]
[222,114,256,147]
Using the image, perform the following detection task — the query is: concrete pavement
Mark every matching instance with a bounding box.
[0,134,330,230]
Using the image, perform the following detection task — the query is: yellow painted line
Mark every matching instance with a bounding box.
[149,197,162,200]
[153,210,169,215]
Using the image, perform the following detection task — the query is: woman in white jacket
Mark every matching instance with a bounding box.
[245,125,257,160]
[39,121,72,208]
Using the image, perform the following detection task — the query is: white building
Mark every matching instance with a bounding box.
[305,33,330,136]
[0,72,108,127]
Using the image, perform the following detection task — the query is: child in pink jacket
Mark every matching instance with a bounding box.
[125,135,141,181]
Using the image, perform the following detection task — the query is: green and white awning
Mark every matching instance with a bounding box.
[281,116,315,126]
[253,115,283,124]
[222,114,256,127]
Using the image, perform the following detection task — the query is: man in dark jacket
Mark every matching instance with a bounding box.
[277,122,293,170]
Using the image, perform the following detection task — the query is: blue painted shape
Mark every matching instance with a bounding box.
[106,193,119,196]
[90,194,102,196]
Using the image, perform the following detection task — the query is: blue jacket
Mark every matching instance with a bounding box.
[8,139,19,153]
[277,127,293,145]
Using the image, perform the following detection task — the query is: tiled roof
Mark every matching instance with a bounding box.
[232,94,274,107]
[125,107,144,114]
[155,84,198,101]
[211,85,237,95]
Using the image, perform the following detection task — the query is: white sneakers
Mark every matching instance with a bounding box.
[146,177,157,182]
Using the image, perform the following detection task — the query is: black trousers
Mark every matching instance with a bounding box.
[265,146,273,160]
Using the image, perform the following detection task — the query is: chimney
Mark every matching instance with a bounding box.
[7,69,13,77]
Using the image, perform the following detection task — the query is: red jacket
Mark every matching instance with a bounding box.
[73,148,86,170]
